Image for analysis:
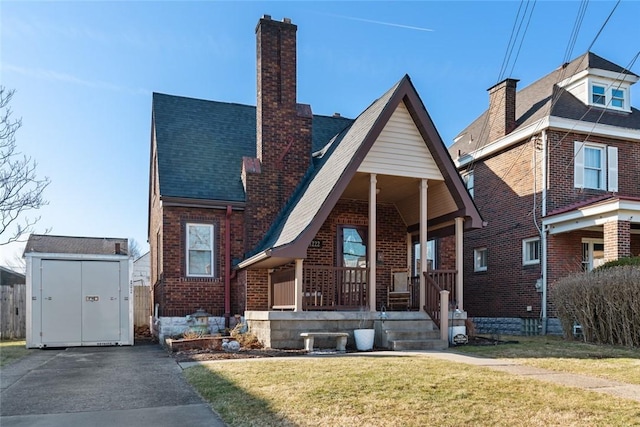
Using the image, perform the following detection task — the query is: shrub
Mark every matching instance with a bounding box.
[550,265,640,347]
[593,256,640,271]
[230,323,262,349]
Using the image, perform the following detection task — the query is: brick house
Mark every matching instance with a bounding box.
[148,15,482,349]
[449,52,640,335]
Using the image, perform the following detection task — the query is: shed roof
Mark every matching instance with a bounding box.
[24,235,129,256]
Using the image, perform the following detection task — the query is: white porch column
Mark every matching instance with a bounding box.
[455,216,464,311]
[406,234,412,272]
[419,179,428,311]
[294,258,304,312]
[369,173,377,312]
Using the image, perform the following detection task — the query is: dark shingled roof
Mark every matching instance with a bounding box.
[450,52,640,158]
[152,94,353,202]
[24,235,129,256]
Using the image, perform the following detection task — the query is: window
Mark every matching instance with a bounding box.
[474,247,487,272]
[413,239,437,274]
[574,142,618,192]
[590,83,627,110]
[522,237,540,265]
[584,146,603,189]
[463,170,474,198]
[186,223,214,277]
[592,85,606,105]
[339,226,367,268]
[611,88,624,108]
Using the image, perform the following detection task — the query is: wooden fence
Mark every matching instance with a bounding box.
[1,284,26,339]
[134,286,152,327]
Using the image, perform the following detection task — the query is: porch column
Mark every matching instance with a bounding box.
[294,258,304,312]
[369,173,377,312]
[455,216,464,311]
[419,179,428,312]
[603,220,631,262]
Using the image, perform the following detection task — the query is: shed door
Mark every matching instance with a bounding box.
[41,260,82,344]
[81,261,121,342]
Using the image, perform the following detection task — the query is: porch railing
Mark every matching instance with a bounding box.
[270,265,369,310]
[271,268,296,310]
[424,269,457,330]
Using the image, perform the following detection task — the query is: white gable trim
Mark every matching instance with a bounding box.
[358,102,444,180]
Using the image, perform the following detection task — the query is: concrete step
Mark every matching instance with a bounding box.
[391,339,449,351]
[379,319,435,331]
[386,329,440,341]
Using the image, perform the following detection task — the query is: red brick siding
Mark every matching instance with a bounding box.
[462,138,543,318]
[246,17,312,250]
[546,130,640,212]
[151,205,245,316]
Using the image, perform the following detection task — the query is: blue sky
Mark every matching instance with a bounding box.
[1,1,639,270]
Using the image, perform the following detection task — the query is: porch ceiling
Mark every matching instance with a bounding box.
[341,172,457,226]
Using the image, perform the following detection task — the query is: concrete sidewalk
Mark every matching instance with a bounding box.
[1,345,226,427]
[179,349,640,403]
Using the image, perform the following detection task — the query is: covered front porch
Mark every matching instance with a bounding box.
[238,81,483,350]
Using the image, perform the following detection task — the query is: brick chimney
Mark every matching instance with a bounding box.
[487,78,518,142]
[243,15,312,250]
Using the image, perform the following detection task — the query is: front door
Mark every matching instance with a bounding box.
[582,239,604,271]
[338,226,368,307]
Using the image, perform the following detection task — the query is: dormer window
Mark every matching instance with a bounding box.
[611,88,624,108]
[592,85,605,105]
[589,82,628,111]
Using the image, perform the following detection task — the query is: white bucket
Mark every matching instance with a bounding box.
[354,328,375,351]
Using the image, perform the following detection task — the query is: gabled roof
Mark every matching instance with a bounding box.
[240,75,483,268]
[0,266,25,282]
[24,235,128,256]
[152,94,353,202]
[450,52,640,158]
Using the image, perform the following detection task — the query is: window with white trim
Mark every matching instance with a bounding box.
[186,223,214,277]
[474,247,487,272]
[592,85,605,105]
[574,141,618,192]
[463,170,474,198]
[522,237,540,265]
[590,83,628,111]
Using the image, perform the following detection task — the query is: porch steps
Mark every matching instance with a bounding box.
[376,317,448,351]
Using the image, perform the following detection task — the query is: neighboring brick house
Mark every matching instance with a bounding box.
[149,15,482,348]
[449,52,640,335]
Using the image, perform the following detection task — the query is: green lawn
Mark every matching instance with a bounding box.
[185,354,640,427]
[453,335,640,385]
[0,340,32,367]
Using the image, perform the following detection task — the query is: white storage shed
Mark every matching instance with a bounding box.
[25,235,133,348]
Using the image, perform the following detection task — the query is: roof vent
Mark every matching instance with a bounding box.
[333,112,341,117]
[262,14,271,20]
[283,17,291,24]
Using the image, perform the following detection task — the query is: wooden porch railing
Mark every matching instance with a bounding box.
[424,270,457,330]
[271,268,296,310]
[270,265,369,310]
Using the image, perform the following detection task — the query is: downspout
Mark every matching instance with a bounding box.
[541,130,548,334]
[225,205,232,328]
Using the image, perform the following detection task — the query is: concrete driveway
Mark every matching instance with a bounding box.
[0,344,226,427]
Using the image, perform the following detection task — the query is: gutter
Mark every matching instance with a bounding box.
[225,205,232,328]
[541,129,548,334]
[237,250,271,269]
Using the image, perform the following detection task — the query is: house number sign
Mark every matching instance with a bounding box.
[309,239,322,248]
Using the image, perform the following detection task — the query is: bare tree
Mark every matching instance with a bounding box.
[0,86,50,245]
[128,238,142,259]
